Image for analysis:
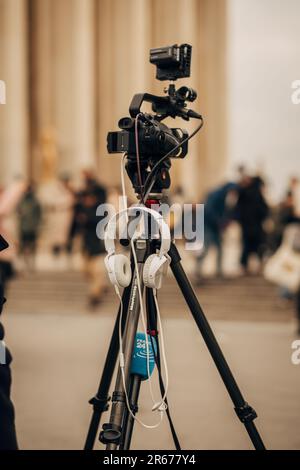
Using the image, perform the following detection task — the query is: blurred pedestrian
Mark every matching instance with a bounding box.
[66,190,85,255]
[271,189,300,251]
[236,176,269,273]
[264,224,300,334]
[169,186,185,238]
[81,168,107,203]
[17,183,41,270]
[79,185,108,309]
[195,182,237,280]
[288,177,300,217]
[0,178,26,290]
[39,175,74,259]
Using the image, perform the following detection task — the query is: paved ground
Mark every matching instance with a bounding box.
[2,270,300,450]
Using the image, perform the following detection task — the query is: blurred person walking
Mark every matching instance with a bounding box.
[66,190,85,255]
[195,182,237,281]
[236,176,269,273]
[79,182,108,309]
[37,128,75,262]
[81,168,107,203]
[288,177,300,217]
[0,178,26,291]
[264,224,300,334]
[271,188,300,251]
[169,185,186,238]
[17,183,41,270]
[39,176,74,262]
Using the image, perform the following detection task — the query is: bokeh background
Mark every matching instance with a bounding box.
[1,0,300,198]
[0,0,300,450]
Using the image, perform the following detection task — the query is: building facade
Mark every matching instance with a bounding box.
[0,0,228,200]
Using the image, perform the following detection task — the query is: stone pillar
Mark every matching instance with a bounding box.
[48,0,96,175]
[28,0,54,180]
[0,0,28,183]
[200,0,228,192]
[17,0,228,195]
[147,0,228,201]
[29,0,96,179]
[176,0,202,200]
[96,0,152,186]
[71,0,96,171]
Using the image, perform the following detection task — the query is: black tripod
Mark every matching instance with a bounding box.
[84,70,265,449]
[84,214,266,450]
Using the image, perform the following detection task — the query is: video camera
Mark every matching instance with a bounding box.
[106,44,202,194]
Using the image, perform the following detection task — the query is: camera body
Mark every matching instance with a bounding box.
[107,115,188,160]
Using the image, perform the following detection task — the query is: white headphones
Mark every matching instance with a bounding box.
[104,206,171,290]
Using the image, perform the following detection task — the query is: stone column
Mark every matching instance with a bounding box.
[71,0,96,171]
[30,0,90,181]
[28,0,54,180]
[0,0,28,183]
[150,0,228,200]
[201,0,228,192]
[176,0,202,200]
[29,0,96,179]
[96,0,152,187]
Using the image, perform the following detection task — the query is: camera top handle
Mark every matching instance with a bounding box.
[129,84,202,122]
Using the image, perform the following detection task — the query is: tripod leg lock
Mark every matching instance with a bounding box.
[112,391,126,403]
[112,390,138,413]
[88,395,110,413]
[235,403,258,423]
[99,423,122,445]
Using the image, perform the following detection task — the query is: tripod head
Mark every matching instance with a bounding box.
[106,44,203,199]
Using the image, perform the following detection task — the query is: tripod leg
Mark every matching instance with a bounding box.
[169,243,265,450]
[83,284,131,450]
[100,240,148,450]
[145,288,182,451]
[120,287,162,450]
[119,375,142,450]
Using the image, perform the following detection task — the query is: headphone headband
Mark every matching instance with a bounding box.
[104,206,170,257]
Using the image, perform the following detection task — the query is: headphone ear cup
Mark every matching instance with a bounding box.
[104,254,117,286]
[113,254,132,288]
[143,254,164,289]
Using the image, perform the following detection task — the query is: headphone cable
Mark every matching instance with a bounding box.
[143,117,204,201]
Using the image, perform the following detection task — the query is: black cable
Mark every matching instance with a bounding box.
[134,114,145,204]
[143,117,204,200]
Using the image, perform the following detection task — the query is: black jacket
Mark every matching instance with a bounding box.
[236,179,269,239]
[0,235,18,450]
